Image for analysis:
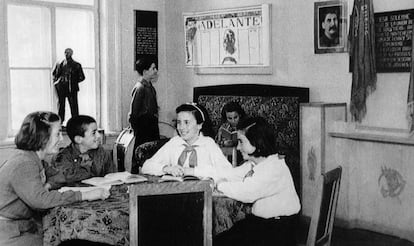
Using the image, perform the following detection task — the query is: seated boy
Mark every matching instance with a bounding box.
[47,115,116,189]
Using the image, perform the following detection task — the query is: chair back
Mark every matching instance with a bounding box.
[113,127,135,172]
[129,180,213,246]
[306,166,342,246]
[132,138,169,173]
[220,146,238,167]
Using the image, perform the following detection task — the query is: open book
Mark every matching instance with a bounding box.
[159,174,201,182]
[81,171,148,187]
[219,127,237,146]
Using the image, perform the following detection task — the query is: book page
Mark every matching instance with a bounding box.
[104,171,132,181]
[81,177,123,187]
[159,174,201,182]
[220,127,237,146]
[159,175,183,182]
[105,171,148,183]
[123,174,148,184]
[182,175,201,181]
[81,172,148,187]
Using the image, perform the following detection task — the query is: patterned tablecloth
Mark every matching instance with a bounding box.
[43,183,251,246]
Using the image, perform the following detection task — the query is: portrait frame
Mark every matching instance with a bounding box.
[314,1,347,54]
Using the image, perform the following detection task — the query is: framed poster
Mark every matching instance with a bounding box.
[183,4,272,74]
[314,1,347,54]
[135,10,158,69]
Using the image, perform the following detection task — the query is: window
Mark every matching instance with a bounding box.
[6,0,98,134]
[7,4,53,131]
[33,0,94,6]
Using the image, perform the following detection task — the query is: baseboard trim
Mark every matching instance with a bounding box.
[299,215,414,243]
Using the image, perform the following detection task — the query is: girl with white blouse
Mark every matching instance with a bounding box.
[214,117,301,246]
[141,103,232,180]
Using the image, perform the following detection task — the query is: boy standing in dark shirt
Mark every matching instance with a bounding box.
[128,57,160,167]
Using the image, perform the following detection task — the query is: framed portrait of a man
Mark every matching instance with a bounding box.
[314,1,347,54]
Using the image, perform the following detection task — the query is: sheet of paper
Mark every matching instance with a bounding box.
[159,175,183,182]
[104,171,132,181]
[58,186,110,193]
[81,177,123,187]
[159,175,201,182]
[123,175,148,184]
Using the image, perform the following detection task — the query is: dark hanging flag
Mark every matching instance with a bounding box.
[407,27,414,133]
[348,0,377,122]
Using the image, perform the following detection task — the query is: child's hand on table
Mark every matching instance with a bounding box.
[162,165,184,177]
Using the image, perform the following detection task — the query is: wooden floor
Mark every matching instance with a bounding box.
[329,227,414,246]
[60,218,414,246]
[297,219,414,246]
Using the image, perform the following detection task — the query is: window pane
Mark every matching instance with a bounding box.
[55,7,96,123]
[33,0,94,6]
[6,2,98,134]
[56,8,95,67]
[61,69,96,124]
[7,5,51,67]
[10,69,53,131]
[78,69,96,118]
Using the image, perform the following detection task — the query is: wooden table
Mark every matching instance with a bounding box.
[43,180,250,246]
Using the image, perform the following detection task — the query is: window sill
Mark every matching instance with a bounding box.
[0,131,121,150]
[329,122,414,146]
[0,138,15,149]
[329,132,414,146]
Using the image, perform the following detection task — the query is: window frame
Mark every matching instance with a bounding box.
[3,0,100,137]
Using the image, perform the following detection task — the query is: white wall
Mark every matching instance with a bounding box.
[0,0,9,140]
[365,1,414,129]
[0,0,19,160]
[330,132,414,241]
[2,0,414,159]
[117,0,171,127]
[155,0,414,131]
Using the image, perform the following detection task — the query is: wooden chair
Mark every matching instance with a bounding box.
[113,127,135,172]
[133,138,169,173]
[113,121,175,173]
[129,180,213,246]
[220,146,238,167]
[305,166,342,246]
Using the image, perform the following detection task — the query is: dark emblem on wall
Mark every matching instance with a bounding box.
[378,166,406,200]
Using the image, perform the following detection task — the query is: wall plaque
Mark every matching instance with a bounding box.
[375,9,414,73]
[135,10,158,69]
